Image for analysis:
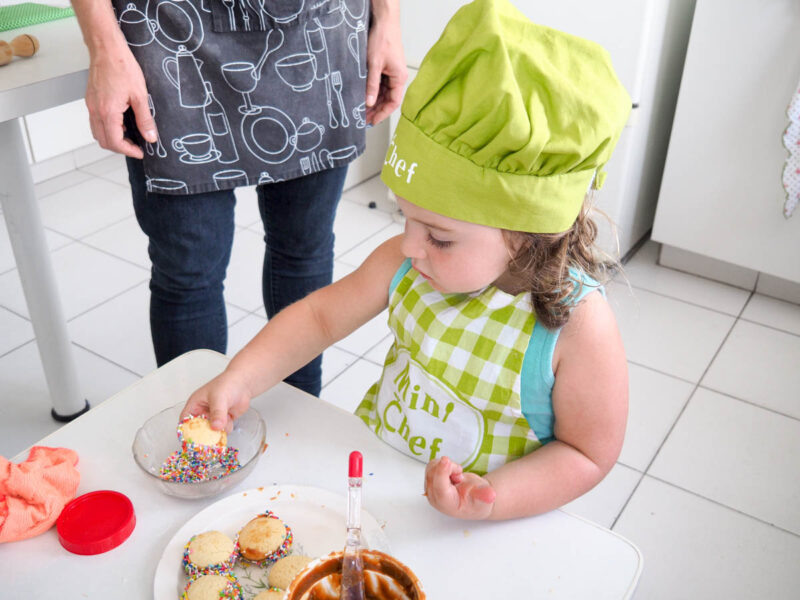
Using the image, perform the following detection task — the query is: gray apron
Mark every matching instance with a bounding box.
[113,0,369,194]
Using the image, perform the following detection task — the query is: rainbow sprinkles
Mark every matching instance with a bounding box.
[159,415,242,483]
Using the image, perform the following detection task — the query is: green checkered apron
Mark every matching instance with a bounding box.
[355,263,543,475]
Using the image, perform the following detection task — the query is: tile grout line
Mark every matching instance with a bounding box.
[35,165,119,200]
[622,279,747,319]
[624,359,800,423]
[64,279,150,324]
[70,341,146,379]
[737,316,800,339]
[74,236,151,272]
[695,384,800,423]
[320,348,375,391]
[625,359,698,385]
[613,275,800,338]
[610,288,757,530]
[643,473,800,540]
[336,221,402,265]
[0,301,31,323]
[0,337,37,361]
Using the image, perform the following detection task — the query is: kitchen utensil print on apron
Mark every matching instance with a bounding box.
[346,20,366,79]
[163,45,209,108]
[147,0,205,53]
[119,3,158,46]
[172,133,221,163]
[352,102,366,128]
[202,81,239,163]
[275,53,317,91]
[319,145,357,168]
[146,94,169,157]
[213,168,249,189]
[305,18,344,129]
[213,0,305,32]
[114,0,367,194]
[147,177,189,193]
[162,48,240,163]
[241,107,327,166]
[221,28,285,114]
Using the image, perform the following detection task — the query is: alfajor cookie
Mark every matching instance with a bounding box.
[178,415,227,448]
[268,555,314,590]
[253,588,286,600]
[237,510,293,565]
[182,530,238,577]
[181,573,243,600]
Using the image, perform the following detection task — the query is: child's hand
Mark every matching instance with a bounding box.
[180,371,252,433]
[424,456,496,520]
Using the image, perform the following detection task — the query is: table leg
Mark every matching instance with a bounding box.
[0,118,89,421]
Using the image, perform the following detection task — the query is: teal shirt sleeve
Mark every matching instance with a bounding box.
[520,270,604,444]
[389,258,413,297]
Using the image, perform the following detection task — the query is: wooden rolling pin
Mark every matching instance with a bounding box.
[0,34,40,66]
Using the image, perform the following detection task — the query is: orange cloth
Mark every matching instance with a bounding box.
[0,446,80,543]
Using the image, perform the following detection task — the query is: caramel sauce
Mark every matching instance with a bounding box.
[285,550,424,600]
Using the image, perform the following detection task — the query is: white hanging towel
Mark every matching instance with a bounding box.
[782,76,800,218]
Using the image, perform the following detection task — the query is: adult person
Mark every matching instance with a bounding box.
[70,0,406,397]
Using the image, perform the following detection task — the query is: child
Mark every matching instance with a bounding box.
[182,0,631,521]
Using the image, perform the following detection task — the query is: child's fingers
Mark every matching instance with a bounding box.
[424,456,457,500]
[180,394,206,422]
[449,462,464,484]
[208,402,229,432]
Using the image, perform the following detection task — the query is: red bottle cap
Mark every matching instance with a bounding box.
[56,490,136,555]
[348,450,363,478]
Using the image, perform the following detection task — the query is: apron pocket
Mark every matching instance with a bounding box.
[209,0,330,33]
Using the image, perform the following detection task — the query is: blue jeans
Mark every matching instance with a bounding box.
[127,158,346,397]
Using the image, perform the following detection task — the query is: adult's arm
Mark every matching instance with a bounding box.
[70,0,157,157]
[365,0,407,125]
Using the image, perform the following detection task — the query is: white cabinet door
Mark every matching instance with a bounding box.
[400,0,655,102]
[652,0,800,283]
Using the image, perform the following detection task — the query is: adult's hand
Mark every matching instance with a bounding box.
[85,41,157,159]
[365,0,407,125]
[71,0,157,158]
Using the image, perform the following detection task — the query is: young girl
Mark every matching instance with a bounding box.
[182,0,631,521]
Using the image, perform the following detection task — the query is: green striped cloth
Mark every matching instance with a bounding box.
[0,3,75,33]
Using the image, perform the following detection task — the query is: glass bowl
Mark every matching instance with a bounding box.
[132,402,266,499]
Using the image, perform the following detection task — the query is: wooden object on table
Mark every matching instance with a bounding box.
[0,34,40,66]
[11,34,40,57]
[0,41,12,66]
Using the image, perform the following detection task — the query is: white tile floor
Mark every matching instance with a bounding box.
[2,154,800,598]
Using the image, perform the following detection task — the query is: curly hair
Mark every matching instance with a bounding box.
[504,193,619,330]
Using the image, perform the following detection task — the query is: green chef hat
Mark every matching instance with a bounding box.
[381,0,631,233]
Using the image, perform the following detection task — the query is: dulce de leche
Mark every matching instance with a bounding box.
[284,550,425,600]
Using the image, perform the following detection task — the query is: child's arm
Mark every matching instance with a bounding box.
[181,236,406,431]
[424,291,628,520]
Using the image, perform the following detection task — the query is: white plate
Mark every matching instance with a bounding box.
[154,484,390,599]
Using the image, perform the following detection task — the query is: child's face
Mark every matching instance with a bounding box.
[397,197,514,294]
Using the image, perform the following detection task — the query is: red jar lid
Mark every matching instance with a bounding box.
[56,490,136,555]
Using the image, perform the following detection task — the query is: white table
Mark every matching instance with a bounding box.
[0,17,90,419]
[0,350,642,598]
